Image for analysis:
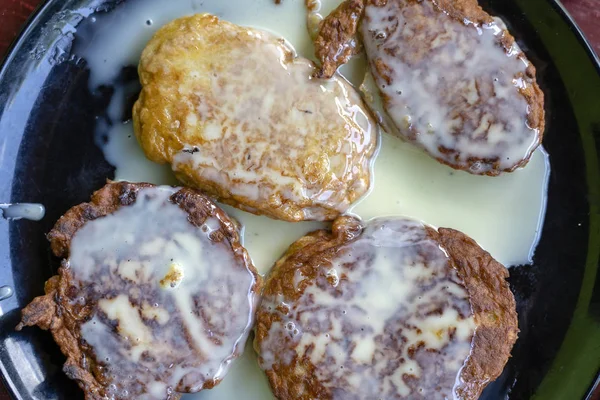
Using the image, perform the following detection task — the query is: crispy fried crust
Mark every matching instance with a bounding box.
[369,0,544,174]
[390,0,545,152]
[313,0,365,79]
[47,182,152,258]
[430,227,519,399]
[17,181,260,400]
[254,217,362,399]
[315,0,545,175]
[370,0,545,137]
[133,14,377,222]
[255,217,518,399]
[315,0,532,77]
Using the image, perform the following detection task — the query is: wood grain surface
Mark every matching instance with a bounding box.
[0,0,598,399]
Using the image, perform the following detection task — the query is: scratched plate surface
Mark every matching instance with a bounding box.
[0,0,599,399]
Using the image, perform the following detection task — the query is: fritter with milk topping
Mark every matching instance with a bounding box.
[17,181,261,400]
[313,0,365,79]
[313,0,545,175]
[255,216,518,400]
[133,14,377,222]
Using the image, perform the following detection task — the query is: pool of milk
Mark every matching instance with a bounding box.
[72,0,550,398]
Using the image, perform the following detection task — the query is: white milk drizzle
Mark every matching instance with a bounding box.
[70,186,258,398]
[0,203,45,221]
[71,0,550,398]
[362,0,541,174]
[135,14,376,221]
[259,218,476,399]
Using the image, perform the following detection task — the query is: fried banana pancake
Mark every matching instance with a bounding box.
[361,0,544,175]
[255,216,518,400]
[133,14,377,222]
[17,182,260,400]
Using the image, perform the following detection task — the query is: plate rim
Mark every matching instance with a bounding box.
[543,2,600,398]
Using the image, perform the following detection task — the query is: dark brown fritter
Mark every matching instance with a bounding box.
[17,181,260,400]
[313,0,365,79]
[255,216,518,400]
[17,265,125,400]
[429,227,519,399]
[366,0,544,175]
[314,0,545,175]
[47,182,153,258]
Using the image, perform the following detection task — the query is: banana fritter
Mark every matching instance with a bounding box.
[313,0,545,175]
[17,182,260,400]
[133,14,377,222]
[255,216,518,399]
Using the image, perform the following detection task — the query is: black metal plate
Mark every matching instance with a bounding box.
[0,0,599,399]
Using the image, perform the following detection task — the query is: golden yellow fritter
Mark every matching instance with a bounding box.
[133,14,377,222]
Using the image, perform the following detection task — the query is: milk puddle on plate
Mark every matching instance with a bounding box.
[73,0,550,398]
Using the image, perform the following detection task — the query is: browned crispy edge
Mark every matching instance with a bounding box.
[427,227,519,399]
[313,0,365,79]
[16,181,260,400]
[256,218,518,399]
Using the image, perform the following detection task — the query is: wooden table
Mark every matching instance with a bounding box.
[0,0,599,399]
